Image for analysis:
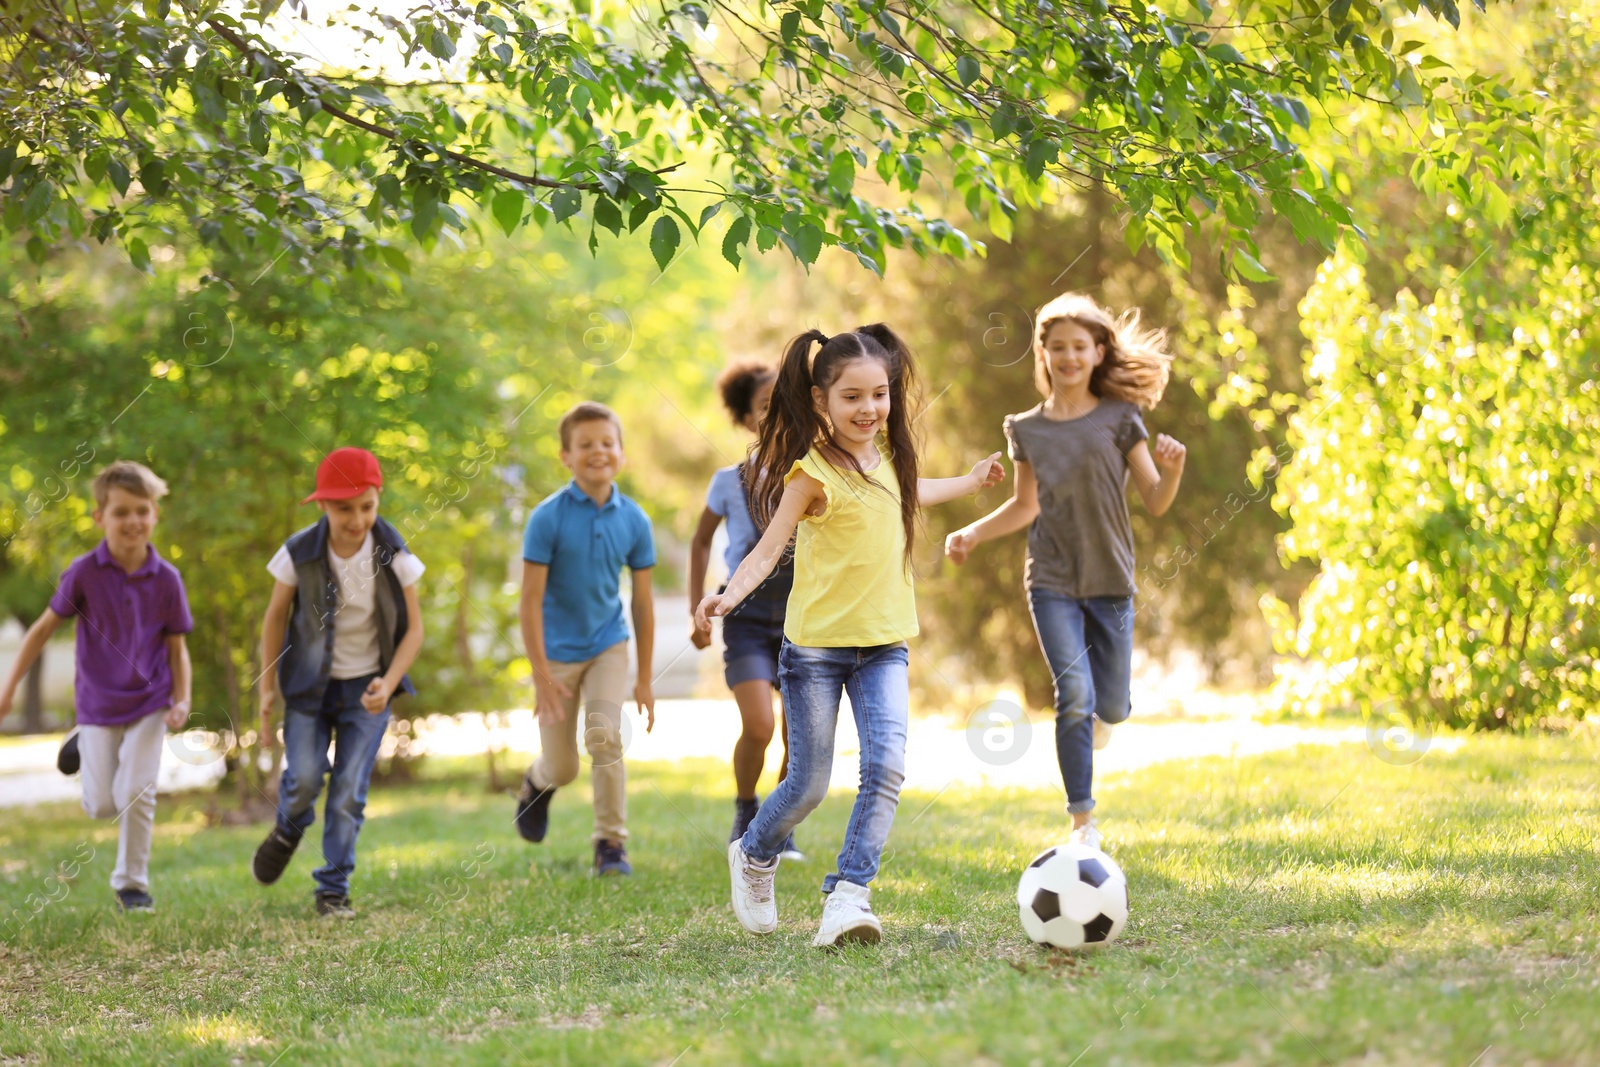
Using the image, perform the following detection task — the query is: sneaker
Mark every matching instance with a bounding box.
[779,832,806,863]
[252,825,302,885]
[812,882,881,947]
[1092,717,1115,750]
[727,841,778,934]
[594,839,632,877]
[730,796,760,843]
[1070,817,1103,850]
[514,774,555,843]
[315,892,355,919]
[57,730,80,776]
[115,888,154,913]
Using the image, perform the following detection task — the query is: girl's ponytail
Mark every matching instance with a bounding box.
[750,329,831,531]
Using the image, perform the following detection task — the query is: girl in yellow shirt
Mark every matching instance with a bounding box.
[695,323,1002,947]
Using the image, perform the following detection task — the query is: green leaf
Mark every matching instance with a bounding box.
[722,215,751,268]
[698,201,722,230]
[957,55,980,87]
[127,237,151,272]
[551,187,583,223]
[649,214,681,271]
[593,197,623,235]
[491,189,524,236]
[21,180,53,224]
[1207,43,1248,65]
[1232,248,1275,282]
[780,10,801,42]
[795,223,823,265]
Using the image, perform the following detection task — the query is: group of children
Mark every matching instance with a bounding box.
[0,291,1185,948]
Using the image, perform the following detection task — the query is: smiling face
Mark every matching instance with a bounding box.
[320,486,380,554]
[1040,319,1106,394]
[561,416,625,491]
[94,487,157,557]
[814,357,891,451]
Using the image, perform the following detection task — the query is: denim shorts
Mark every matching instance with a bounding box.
[722,592,787,688]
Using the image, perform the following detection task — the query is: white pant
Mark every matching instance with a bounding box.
[78,712,167,893]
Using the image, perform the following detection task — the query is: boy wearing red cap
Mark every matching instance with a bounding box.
[250,447,426,918]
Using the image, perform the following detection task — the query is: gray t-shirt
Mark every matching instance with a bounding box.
[1004,400,1149,599]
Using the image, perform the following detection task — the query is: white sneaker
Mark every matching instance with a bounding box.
[1092,717,1115,750]
[728,842,778,934]
[812,881,882,947]
[1070,817,1103,850]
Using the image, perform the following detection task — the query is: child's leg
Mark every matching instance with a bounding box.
[1082,597,1135,727]
[1028,589,1097,820]
[315,677,391,898]
[729,680,776,799]
[276,703,334,840]
[827,643,910,893]
[108,712,167,893]
[741,643,847,863]
[578,641,630,843]
[77,723,122,822]
[528,659,586,791]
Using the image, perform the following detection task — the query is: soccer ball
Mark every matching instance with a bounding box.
[1016,843,1128,950]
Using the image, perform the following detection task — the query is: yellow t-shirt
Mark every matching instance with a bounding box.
[782,446,918,647]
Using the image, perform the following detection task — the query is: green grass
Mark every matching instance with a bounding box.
[2,733,1599,1066]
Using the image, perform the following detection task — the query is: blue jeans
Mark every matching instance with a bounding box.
[741,641,909,893]
[1028,590,1134,815]
[276,675,391,897]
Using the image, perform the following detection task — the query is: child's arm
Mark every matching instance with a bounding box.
[918,452,1004,507]
[164,634,192,729]
[0,609,66,724]
[1126,434,1187,517]
[519,562,572,725]
[686,506,721,650]
[694,474,821,633]
[946,460,1040,564]
[362,582,425,714]
[258,581,295,749]
[630,568,656,733]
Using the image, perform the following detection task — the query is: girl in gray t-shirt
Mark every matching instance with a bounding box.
[946,292,1188,848]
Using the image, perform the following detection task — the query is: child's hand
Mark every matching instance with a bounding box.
[1152,433,1187,473]
[690,625,711,650]
[164,701,191,730]
[634,680,656,734]
[534,672,572,726]
[694,594,728,633]
[970,452,1004,492]
[361,676,393,715]
[945,529,977,565]
[0,689,13,724]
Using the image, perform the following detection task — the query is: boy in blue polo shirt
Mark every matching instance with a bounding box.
[514,401,656,876]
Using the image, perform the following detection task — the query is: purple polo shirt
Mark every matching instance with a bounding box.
[48,541,193,727]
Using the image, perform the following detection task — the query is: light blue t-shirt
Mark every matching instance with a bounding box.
[706,464,760,576]
[522,480,656,663]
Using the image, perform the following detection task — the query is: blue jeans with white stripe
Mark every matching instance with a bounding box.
[740,640,909,893]
[1028,589,1135,815]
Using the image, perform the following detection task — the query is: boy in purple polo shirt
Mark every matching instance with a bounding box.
[0,461,193,913]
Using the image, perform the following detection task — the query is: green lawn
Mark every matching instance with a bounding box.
[2,732,1598,1066]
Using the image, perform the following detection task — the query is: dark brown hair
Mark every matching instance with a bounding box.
[1034,292,1173,409]
[750,325,921,565]
[558,401,624,450]
[716,359,778,426]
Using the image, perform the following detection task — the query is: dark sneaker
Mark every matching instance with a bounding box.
[252,826,302,886]
[779,832,806,863]
[514,774,556,843]
[115,888,154,913]
[730,796,760,843]
[594,839,632,877]
[57,730,80,776]
[315,892,355,919]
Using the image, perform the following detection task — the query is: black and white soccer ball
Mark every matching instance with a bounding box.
[1016,843,1129,950]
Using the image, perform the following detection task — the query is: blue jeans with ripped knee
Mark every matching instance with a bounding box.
[1029,589,1134,815]
[740,640,909,893]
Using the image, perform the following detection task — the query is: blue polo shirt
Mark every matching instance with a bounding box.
[522,480,656,663]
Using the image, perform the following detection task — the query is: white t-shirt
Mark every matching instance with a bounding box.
[267,532,425,680]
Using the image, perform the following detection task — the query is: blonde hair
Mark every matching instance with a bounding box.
[1033,293,1173,410]
[91,461,169,507]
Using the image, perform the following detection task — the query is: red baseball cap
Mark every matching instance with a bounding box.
[302,447,384,503]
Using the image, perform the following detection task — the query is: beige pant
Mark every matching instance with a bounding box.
[528,641,630,842]
[78,710,167,893]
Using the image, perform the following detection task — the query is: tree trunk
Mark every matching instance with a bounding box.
[20,655,45,733]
